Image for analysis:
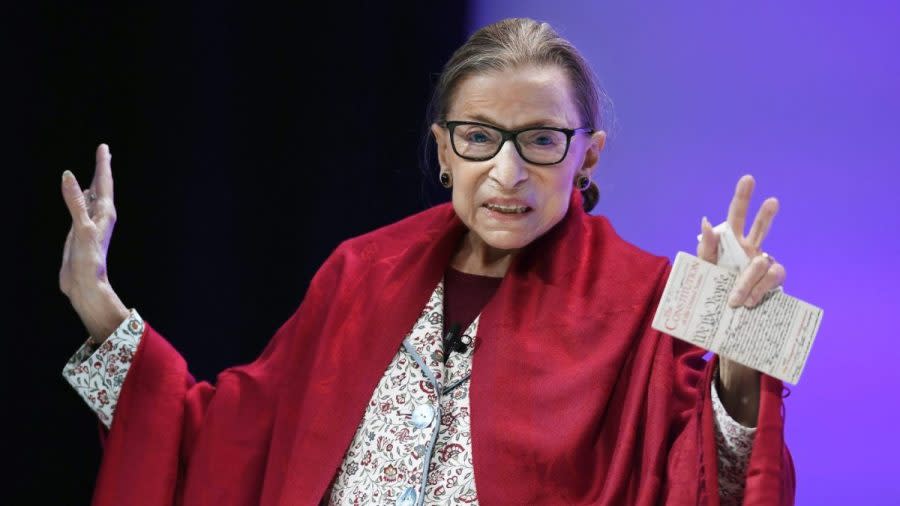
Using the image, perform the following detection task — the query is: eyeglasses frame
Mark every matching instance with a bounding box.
[440,120,594,166]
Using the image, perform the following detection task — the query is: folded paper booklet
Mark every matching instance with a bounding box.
[651,251,823,384]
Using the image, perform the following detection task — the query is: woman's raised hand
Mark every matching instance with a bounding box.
[697,175,786,308]
[696,174,787,426]
[59,144,130,341]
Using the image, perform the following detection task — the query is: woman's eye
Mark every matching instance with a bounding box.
[466,131,491,143]
[521,130,561,147]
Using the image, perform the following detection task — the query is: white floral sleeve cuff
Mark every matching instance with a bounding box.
[62,309,145,429]
[711,378,757,506]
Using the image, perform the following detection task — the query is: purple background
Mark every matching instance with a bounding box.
[471,2,899,503]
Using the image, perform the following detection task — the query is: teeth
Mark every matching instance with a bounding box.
[485,203,529,214]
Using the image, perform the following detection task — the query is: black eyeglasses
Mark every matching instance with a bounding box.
[441,120,594,166]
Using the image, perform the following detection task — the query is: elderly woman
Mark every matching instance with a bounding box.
[60,18,793,506]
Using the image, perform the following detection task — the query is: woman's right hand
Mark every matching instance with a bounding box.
[59,144,130,341]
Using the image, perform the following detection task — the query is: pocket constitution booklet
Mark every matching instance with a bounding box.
[651,252,823,385]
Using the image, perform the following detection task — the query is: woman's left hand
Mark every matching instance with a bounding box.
[697,175,787,427]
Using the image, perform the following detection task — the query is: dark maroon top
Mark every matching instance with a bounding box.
[443,267,503,334]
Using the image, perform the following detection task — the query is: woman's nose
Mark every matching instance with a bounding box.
[489,140,528,189]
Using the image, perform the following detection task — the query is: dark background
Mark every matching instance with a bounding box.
[7,2,467,502]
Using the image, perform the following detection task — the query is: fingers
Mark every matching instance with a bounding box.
[746,262,786,307]
[746,197,779,249]
[61,170,92,229]
[728,254,786,307]
[697,216,719,263]
[91,144,114,201]
[726,175,755,237]
[728,254,772,307]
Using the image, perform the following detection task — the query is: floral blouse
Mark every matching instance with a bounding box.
[63,281,755,506]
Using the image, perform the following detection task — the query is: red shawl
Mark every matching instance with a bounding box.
[93,191,794,505]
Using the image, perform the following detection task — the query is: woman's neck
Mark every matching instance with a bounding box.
[449,231,516,278]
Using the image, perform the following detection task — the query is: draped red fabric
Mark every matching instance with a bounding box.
[91,191,794,505]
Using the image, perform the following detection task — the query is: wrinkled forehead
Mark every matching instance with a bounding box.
[446,65,580,130]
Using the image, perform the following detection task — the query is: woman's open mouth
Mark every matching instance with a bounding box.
[483,203,532,214]
[481,199,534,221]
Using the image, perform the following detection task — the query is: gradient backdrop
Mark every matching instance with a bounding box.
[471,1,900,504]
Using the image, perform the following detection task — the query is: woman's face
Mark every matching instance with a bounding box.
[431,65,606,253]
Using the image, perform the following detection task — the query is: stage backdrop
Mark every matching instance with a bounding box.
[470,2,900,504]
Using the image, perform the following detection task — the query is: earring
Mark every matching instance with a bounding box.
[439,171,452,188]
[576,175,591,191]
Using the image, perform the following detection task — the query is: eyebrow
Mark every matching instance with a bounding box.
[463,113,567,130]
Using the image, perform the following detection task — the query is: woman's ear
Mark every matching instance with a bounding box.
[581,130,607,172]
[431,123,450,170]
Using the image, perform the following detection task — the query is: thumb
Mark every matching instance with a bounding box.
[61,170,91,229]
[697,216,719,264]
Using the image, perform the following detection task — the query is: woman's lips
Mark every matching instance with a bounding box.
[480,199,533,220]
[483,203,531,214]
